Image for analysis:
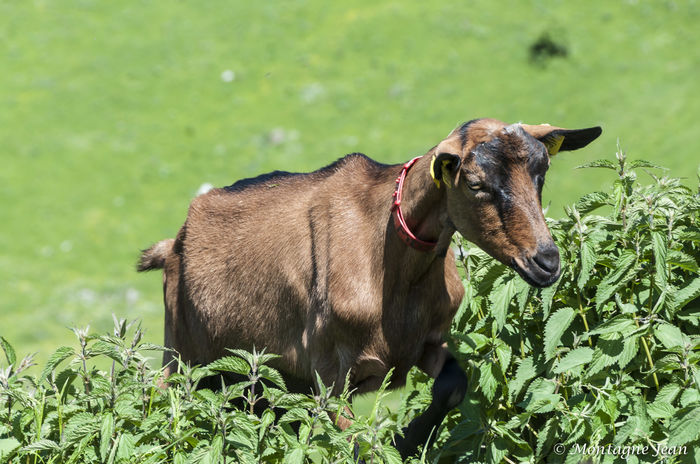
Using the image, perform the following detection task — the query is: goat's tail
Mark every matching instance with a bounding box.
[137,239,175,272]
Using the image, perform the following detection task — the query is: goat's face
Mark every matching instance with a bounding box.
[434,119,601,287]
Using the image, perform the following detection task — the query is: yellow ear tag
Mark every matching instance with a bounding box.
[430,154,441,188]
[545,135,565,156]
[441,160,453,188]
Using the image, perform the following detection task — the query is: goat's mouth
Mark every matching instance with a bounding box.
[510,256,561,288]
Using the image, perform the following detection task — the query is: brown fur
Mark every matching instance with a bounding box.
[139,118,601,456]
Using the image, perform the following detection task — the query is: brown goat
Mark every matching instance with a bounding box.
[139,118,601,458]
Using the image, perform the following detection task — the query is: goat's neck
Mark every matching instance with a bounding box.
[398,154,454,252]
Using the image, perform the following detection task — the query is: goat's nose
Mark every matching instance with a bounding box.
[533,243,560,273]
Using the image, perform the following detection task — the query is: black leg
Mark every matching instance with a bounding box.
[394,357,468,459]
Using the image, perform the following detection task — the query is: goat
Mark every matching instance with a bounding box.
[138,118,601,458]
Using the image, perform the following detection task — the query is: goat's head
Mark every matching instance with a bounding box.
[433,118,601,287]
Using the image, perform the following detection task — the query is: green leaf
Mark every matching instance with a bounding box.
[680,389,700,407]
[668,405,700,447]
[0,438,21,459]
[576,159,617,170]
[494,340,512,375]
[629,159,665,170]
[595,251,637,310]
[524,393,560,414]
[577,240,597,290]
[586,335,624,377]
[20,439,60,452]
[0,337,16,366]
[539,277,561,320]
[588,315,636,336]
[618,334,639,369]
[646,401,675,420]
[655,383,682,405]
[536,417,558,458]
[651,231,668,289]
[206,355,250,375]
[39,345,75,382]
[283,446,305,464]
[454,332,490,354]
[553,347,593,374]
[487,437,509,464]
[490,277,516,332]
[100,412,114,461]
[668,277,700,314]
[115,433,135,463]
[654,322,685,349]
[575,191,611,214]
[259,365,287,391]
[479,361,499,402]
[63,411,99,445]
[544,307,575,361]
[508,356,537,402]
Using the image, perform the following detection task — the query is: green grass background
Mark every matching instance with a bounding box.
[1,0,699,377]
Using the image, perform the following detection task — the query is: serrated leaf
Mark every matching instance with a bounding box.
[553,347,593,374]
[490,277,516,332]
[577,240,597,290]
[536,417,558,457]
[116,433,135,462]
[207,355,250,375]
[618,334,639,369]
[575,191,611,214]
[21,439,60,452]
[652,231,668,289]
[588,315,636,336]
[586,335,624,377]
[0,337,16,366]
[544,307,575,361]
[454,332,490,354]
[487,437,508,464]
[100,412,114,461]
[654,322,685,349]
[679,389,700,407]
[539,277,561,320]
[668,405,700,447]
[629,159,665,170]
[523,393,560,414]
[494,341,512,375]
[62,411,99,445]
[646,401,676,420]
[576,159,617,170]
[667,250,699,273]
[655,383,682,405]
[595,251,637,309]
[669,277,700,314]
[508,356,537,402]
[284,446,305,464]
[0,438,21,459]
[39,346,75,382]
[479,362,499,402]
[259,365,287,391]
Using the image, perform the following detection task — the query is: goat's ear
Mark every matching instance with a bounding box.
[522,124,602,156]
[430,151,461,188]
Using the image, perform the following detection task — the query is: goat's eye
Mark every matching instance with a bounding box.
[467,182,482,191]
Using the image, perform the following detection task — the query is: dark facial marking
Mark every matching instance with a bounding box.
[458,119,479,149]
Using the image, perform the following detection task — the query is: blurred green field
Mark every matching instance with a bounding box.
[1,0,699,375]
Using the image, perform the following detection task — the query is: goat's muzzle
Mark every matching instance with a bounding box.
[511,242,561,288]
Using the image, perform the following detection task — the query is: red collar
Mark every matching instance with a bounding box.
[391,156,438,252]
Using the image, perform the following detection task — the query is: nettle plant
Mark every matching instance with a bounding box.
[0,318,403,463]
[408,148,700,463]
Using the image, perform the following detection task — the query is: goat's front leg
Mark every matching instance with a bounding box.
[394,342,468,459]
